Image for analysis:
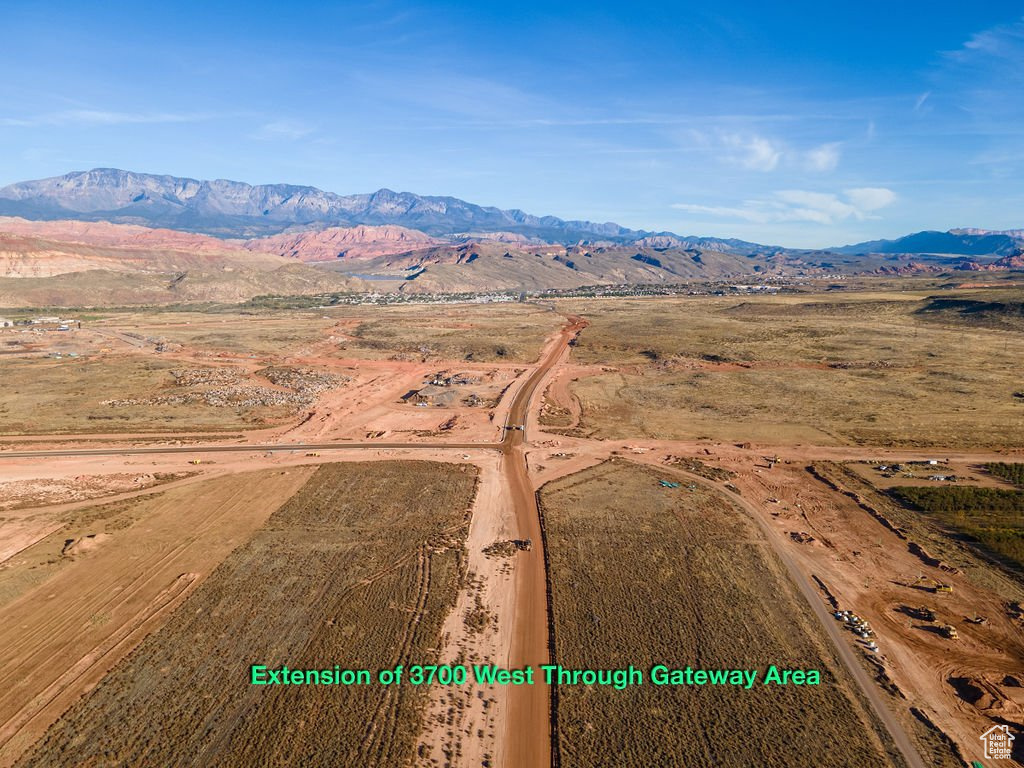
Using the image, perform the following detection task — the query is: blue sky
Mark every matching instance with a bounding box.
[1,1,1022,247]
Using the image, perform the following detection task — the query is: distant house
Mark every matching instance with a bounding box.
[0,317,12,328]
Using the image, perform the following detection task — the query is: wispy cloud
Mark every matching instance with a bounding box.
[250,119,316,140]
[722,133,782,171]
[715,132,841,173]
[672,187,896,226]
[946,17,1024,66]
[935,18,1024,121]
[844,187,896,212]
[803,142,841,171]
[0,109,210,127]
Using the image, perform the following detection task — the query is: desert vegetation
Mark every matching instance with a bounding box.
[342,303,560,363]
[986,462,1024,488]
[539,459,906,767]
[16,461,478,768]
[556,292,1024,447]
[889,485,1024,569]
[0,356,296,434]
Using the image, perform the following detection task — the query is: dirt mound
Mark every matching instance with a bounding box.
[60,533,112,558]
[948,675,1022,717]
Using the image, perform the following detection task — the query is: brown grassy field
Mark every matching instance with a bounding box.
[123,310,336,357]
[338,303,562,363]
[0,468,315,765]
[556,290,1024,447]
[14,461,478,768]
[0,356,302,435]
[539,459,907,767]
[123,303,561,363]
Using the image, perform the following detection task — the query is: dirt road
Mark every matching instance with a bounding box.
[501,317,586,768]
[2,312,947,768]
[659,462,928,768]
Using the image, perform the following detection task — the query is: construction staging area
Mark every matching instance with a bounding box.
[1,291,1023,767]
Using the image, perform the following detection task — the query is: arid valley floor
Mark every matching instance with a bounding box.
[2,283,1023,767]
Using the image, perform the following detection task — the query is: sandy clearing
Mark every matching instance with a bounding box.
[732,464,1024,765]
[0,519,64,565]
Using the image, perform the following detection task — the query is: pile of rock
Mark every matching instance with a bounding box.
[171,367,243,386]
[103,386,310,409]
[259,366,348,394]
[102,365,347,411]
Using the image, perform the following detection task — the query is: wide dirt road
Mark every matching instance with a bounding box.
[502,317,585,768]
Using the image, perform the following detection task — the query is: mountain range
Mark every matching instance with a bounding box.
[0,168,1022,307]
[0,168,766,250]
[2,169,1021,259]
[833,229,1024,256]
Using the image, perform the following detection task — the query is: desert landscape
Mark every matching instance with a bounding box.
[2,275,1023,766]
[4,5,1024,763]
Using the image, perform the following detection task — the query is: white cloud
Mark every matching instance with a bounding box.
[722,133,782,171]
[717,133,841,172]
[803,142,840,171]
[937,19,1024,122]
[673,186,896,226]
[774,190,858,223]
[845,187,896,211]
[951,19,1024,63]
[251,120,316,140]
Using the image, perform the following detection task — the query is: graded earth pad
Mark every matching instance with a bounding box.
[539,460,907,767]
[14,461,478,768]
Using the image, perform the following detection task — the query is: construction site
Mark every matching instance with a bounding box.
[1,290,1023,767]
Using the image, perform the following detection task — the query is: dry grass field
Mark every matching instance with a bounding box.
[122,303,561,364]
[0,356,304,435]
[123,311,336,357]
[15,461,478,768]
[539,460,907,767]
[337,303,562,363]
[0,468,315,766]
[556,291,1024,447]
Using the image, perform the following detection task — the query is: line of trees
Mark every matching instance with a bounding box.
[985,462,1024,488]
[890,485,1024,513]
